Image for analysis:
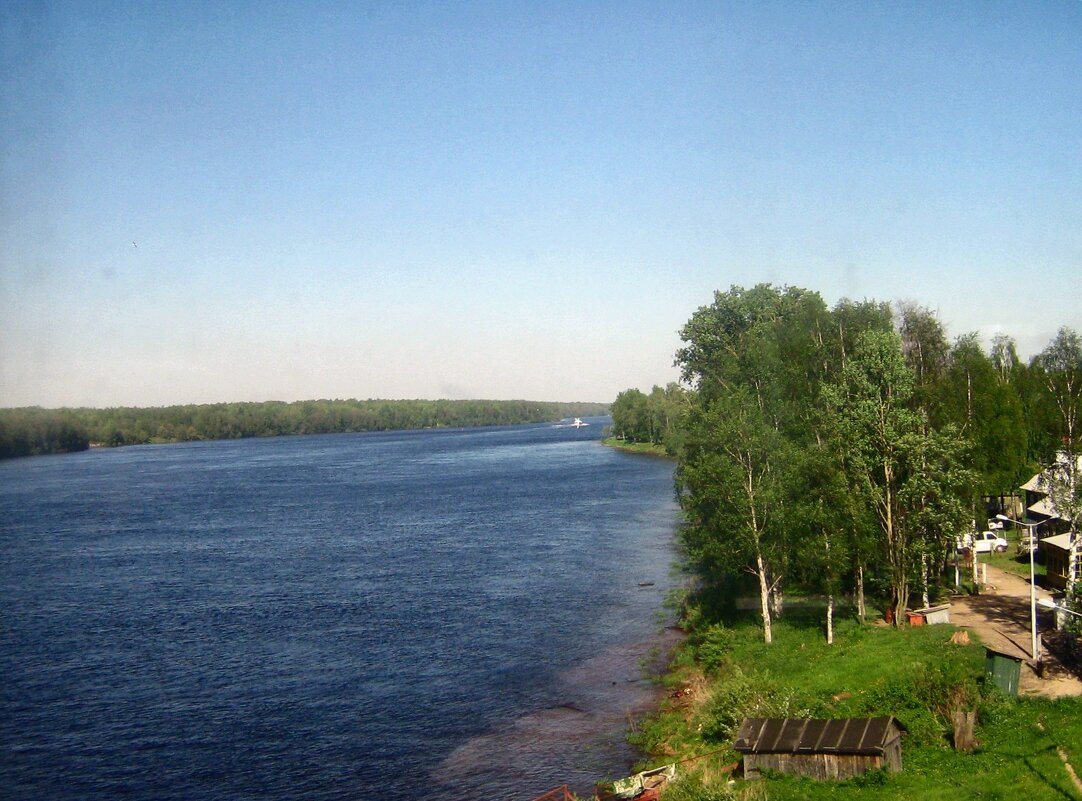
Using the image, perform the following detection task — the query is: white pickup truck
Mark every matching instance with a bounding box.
[957,531,1009,554]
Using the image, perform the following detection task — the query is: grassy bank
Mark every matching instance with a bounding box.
[601,437,671,458]
[626,601,1082,800]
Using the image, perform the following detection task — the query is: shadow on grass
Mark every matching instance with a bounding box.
[692,579,872,638]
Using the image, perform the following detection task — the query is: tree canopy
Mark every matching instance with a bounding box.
[616,283,1080,639]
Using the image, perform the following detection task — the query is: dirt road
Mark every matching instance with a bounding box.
[947,563,1082,697]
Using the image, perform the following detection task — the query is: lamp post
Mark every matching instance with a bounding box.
[997,514,1042,664]
[1038,597,1082,620]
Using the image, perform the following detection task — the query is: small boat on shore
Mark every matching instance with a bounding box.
[595,763,676,800]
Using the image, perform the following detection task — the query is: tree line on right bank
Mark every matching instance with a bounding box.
[611,284,1082,643]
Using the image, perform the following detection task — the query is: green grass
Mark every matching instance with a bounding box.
[630,605,1082,800]
[979,528,1049,583]
[600,437,671,458]
[983,549,1048,582]
[758,699,1082,800]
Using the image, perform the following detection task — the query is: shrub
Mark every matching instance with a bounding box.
[863,656,981,747]
[661,772,740,801]
[696,623,737,675]
[699,668,809,743]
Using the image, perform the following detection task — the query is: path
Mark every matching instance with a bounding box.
[948,563,1082,697]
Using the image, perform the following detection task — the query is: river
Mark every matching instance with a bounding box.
[0,419,679,800]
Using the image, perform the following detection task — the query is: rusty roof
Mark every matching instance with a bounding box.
[733,717,905,756]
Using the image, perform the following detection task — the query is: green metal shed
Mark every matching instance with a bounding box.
[984,648,1022,696]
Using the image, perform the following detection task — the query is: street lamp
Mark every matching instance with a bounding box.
[1038,597,1082,620]
[997,514,1042,664]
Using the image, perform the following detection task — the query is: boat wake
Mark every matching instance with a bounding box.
[552,418,590,428]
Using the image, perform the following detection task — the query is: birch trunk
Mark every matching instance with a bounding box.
[770,585,784,619]
[757,553,773,644]
[826,593,834,645]
[856,564,866,622]
[1069,530,1079,594]
[921,551,930,609]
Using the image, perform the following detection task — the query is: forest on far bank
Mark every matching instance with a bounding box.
[0,398,609,459]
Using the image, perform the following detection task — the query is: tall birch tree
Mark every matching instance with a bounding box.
[1034,328,1082,592]
[824,330,924,625]
[678,391,791,643]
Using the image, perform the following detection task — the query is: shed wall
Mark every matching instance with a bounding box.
[744,753,884,780]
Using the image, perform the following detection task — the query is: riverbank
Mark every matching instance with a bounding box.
[445,628,685,800]
[600,437,672,459]
[621,593,1082,801]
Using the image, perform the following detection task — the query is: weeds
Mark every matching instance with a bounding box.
[626,596,1082,800]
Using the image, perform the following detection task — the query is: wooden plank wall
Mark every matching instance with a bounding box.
[745,752,892,780]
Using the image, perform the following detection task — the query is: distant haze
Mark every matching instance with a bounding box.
[2,3,1079,408]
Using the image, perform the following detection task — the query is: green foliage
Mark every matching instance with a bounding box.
[610,383,688,453]
[863,657,980,747]
[0,399,609,458]
[661,772,740,801]
[673,286,982,640]
[824,327,977,620]
[657,284,1079,637]
[1033,326,1082,450]
[942,333,1029,494]
[636,595,1082,801]
[633,289,1082,799]
[700,668,810,743]
[692,623,737,675]
[847,766,889,787]
[1062,584,1082,637]
[0,407,89,458]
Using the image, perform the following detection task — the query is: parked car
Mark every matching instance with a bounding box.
[957,531,1009,554]
[1017,531,1038,555]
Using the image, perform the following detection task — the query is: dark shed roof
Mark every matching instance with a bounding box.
[733,717,905,756]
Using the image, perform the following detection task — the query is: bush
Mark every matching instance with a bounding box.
[1062,585,1082,637]
[863,657,981,747]
[696,623,737,675]
[699,668,810,743]
[661,772,741,801]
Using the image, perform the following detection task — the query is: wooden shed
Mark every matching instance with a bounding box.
[1041,533,1077,590]
[733,717,906,780]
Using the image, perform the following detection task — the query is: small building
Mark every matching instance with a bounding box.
[985,648,1023,696]
[908,604,951,625]
[1020,452,1079,534]
[733,717,906,780]
[1041,533,1076,590]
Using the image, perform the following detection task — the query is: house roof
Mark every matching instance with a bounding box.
[1042,533,1074,553]
[1028,498,1059,518]
[1022,474,1045,493]
[733,717,905,756]
[1021,452,1082,516]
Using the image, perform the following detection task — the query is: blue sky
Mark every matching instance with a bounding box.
[2,1,1080,407]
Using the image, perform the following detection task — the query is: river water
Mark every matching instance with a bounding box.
[0,420,679,801]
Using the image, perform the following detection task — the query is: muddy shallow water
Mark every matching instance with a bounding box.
[438,629,684,800]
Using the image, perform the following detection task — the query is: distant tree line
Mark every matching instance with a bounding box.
[0,399,609,459]
[611,284,1082,641]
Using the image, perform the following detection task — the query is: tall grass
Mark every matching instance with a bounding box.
[628,602,1082,800]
